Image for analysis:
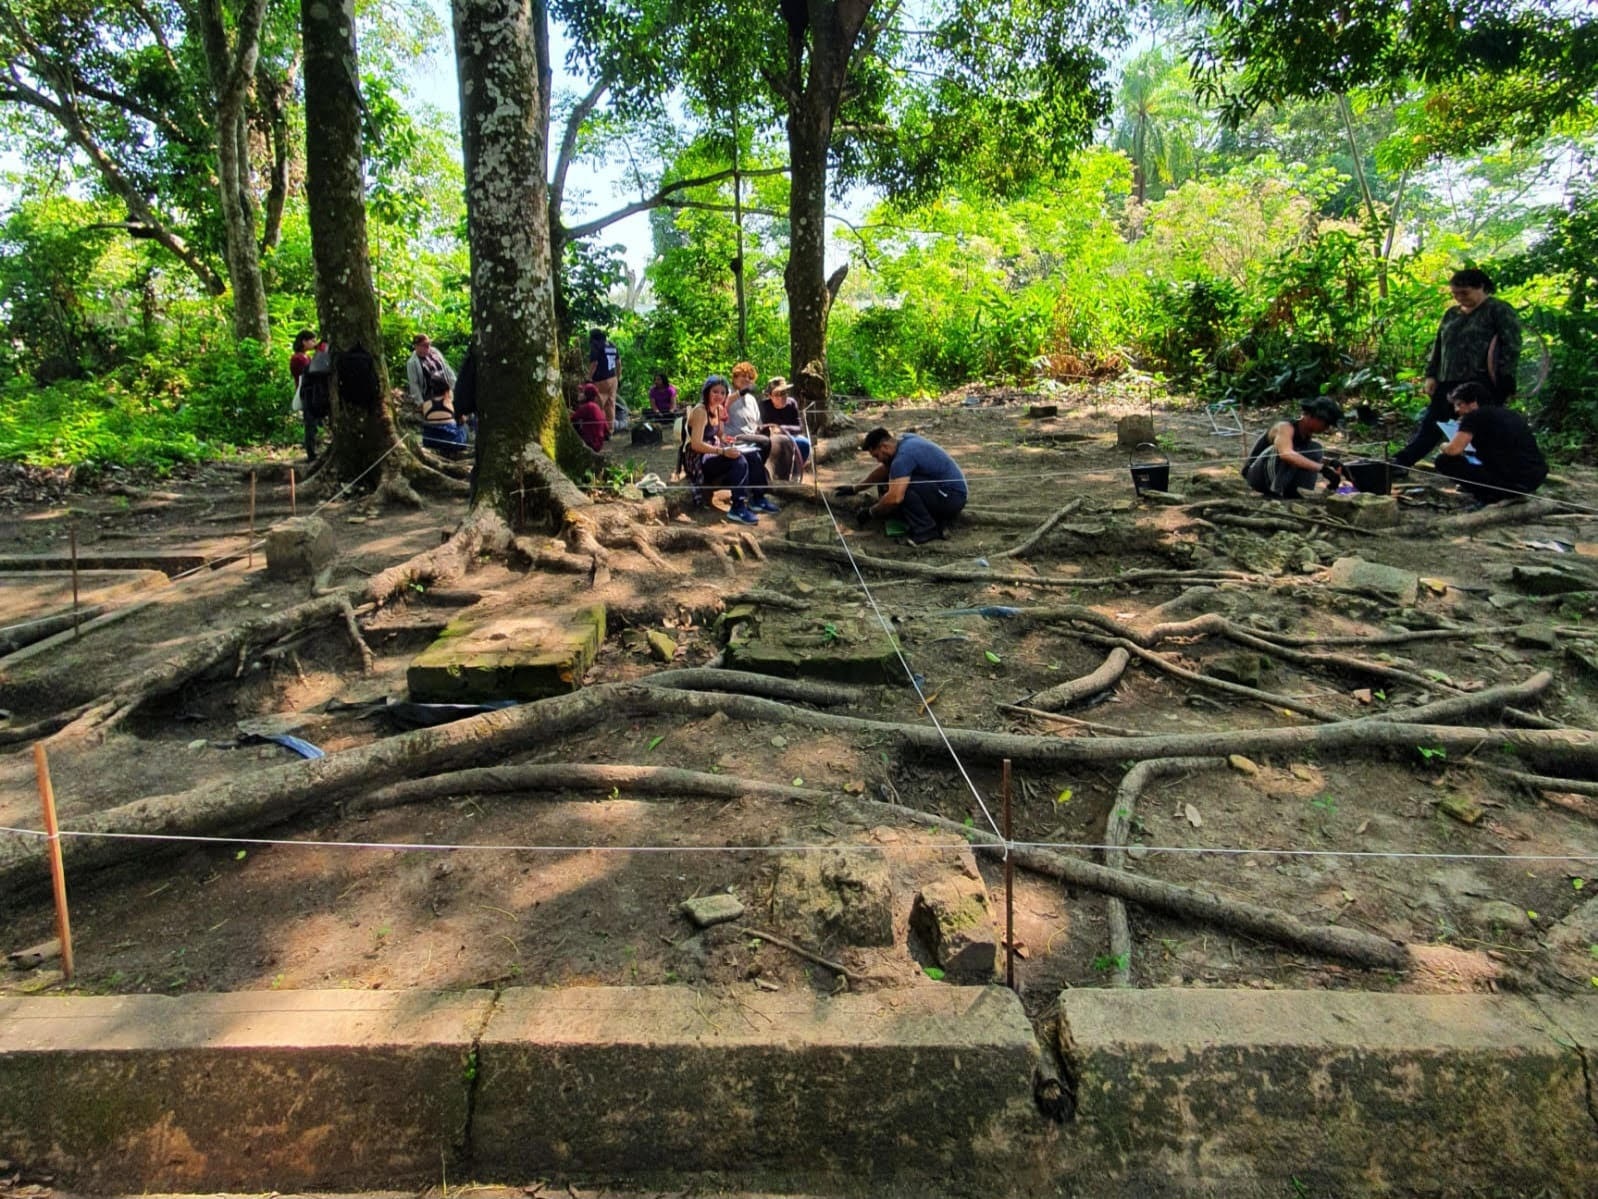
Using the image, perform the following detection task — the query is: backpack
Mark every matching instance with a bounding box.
[335,343,380,412]
[301,349,333,421]
[453,348,478,418]
[416,349,450,401]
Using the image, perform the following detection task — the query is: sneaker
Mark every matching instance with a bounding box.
[750,496,781,514]
[908,527,947,546]
[725,505,759,525]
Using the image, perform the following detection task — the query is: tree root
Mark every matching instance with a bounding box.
[1026,647,1131,712]
[995,703,1146,737]
[1103,758,1227,986]
[992,498,1085,559]
[1421,497,1564,534]
[769,541,1256,589]
[353,762,824,814]
[1081,633,1343,722]
[366,507,511,606]
[848,796,1409,970]
[1466,762,1598,800]
[339,596,375,673]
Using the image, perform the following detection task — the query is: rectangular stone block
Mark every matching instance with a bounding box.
[0,989,490,1192]
[1058,989,1597,1196]
[472,985,1038,1184]
[264,515,336,580]
[408,604,606,702]
[723,609,906,684]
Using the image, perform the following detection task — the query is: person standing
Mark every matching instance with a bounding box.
[1395,269,1521,469]
[837,427,968,545]
[289,330,318,462]
[1242,397,1345,500]
[588,328,620,433]
[1433,382,1547,505]
[406,334,456,410]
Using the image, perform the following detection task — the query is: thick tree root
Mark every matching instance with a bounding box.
[1102,758,1226,985]
[1421,497,1564,534]
[366,507,511,606]
[1467,762,1598,800]
[991,499,1085,559]
[770,541,1254,589]
[849,797,1409,970]
[1025,647,1131,712]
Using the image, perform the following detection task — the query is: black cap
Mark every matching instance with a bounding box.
[1302,397,1343,425]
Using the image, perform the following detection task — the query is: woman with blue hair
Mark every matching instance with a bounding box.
[678,375,777,525]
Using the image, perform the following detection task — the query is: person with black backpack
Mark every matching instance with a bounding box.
[298,336,334,463]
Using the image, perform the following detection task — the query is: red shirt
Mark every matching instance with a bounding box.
[572,400,609,452]
[290,351,310,382]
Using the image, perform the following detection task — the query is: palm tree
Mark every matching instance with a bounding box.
[1112,49,1207,204]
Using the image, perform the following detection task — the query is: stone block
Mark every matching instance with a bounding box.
[0,989,487,1192]
[646,629,677,662]
[1512,623,1559,650]
[770,849,894,946]
[472,986,1038,1183]
[407,604,605,702]
[910,877,998,982]
[264,515,335,580]
[1058,989,1598,1196]
[1204,651,1267,688]
[1326,492,1400,529]
[680,893,744,928]
[1136,488,1187,505]
[1116,414,1156,448]
[1026,403,1059,418]
[723,608,906,685]
[1512,565,1594,596]
[1327,555,1419,606]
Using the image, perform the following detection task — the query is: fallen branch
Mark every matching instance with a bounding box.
[849,797,1408,970]
[1103,758,1226,986]
[1025,647,1130,712]
[992,498,1084,560]
[733,925,864,984]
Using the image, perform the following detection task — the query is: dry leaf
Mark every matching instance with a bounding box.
[1184,803,1203,828]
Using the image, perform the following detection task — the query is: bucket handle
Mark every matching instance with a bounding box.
[1133,441,1169,465]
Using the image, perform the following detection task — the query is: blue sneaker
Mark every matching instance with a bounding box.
[725,505,759,525]
[750,496,781,514]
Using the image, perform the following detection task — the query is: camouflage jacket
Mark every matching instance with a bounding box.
[1425,297,1521,394]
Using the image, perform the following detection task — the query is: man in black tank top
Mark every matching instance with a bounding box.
[1242,397,1344,499]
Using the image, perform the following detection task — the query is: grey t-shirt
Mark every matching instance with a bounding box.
[890,434,967,498]
[724,391,763,438]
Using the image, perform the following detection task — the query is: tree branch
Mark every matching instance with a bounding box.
[561,166,789,243]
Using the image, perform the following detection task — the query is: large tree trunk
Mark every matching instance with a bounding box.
[302,0,406,489]
[781,1,871,430]
[193,0,272,347]
[454,0,586,520]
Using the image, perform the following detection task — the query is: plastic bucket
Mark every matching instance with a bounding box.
[1345,459,1391,495]
[1130,444,1170,495]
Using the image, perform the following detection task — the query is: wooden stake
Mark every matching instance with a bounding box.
[289,467,297,516]
[32,743,74,980]
[69,521,81,639]
[247,471,257,568]
[1002,757,1015,990]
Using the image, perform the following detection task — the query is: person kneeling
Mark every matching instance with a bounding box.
[1242,397,1344,499]
[838,427,967,545]
[1433,382,1547,506]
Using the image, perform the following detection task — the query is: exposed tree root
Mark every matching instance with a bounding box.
[339,596,375,673]
[991,498,1085,559]
[1422,497,1563,534]
[849,796,1409,970]
[353,763,824,814]
[1102,757,1227,986]
[366,507,511,606]
[1026,647,1130,712]
[996,703,1145,737]
[770,541,1255,589]
[1466,762,1598,800]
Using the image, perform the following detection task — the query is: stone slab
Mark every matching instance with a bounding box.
[722,608,907,684]
[0,989,489,1192]
[1057,989,1597,1196]
[264,515,335,580]
[472,985,1038,1182]
[911,876,999,982]
[407,604,606,702]
[1327,555,1419,606]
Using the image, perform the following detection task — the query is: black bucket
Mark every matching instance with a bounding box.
[1130,444,1170,495]
[1345,458,1391,495]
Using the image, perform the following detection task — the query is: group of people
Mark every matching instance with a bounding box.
[677,363,812,524]
[1244,268,1546,508]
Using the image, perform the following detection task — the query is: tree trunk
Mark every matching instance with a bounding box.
[194,0,272,346]
[453,0,586,520]
[302,0,405,488]
[781,1,872,430]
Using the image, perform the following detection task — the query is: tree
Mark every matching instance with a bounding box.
[452,0,585,521]
[1112,48,1206,203]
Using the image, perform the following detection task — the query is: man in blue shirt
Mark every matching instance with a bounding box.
[837,426,968,544]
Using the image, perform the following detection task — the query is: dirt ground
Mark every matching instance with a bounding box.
[2,384,1596,1021]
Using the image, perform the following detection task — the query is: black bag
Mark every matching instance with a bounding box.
[453,348,478,418]
[301,348,333,421]
[335,342,381,412]
[630,422,662,446]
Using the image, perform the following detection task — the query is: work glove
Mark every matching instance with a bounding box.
[832,484,857,498]
[854,502,875,529]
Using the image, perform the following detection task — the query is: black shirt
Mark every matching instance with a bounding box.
[1456,405,1547,485]
[758,397,802,430]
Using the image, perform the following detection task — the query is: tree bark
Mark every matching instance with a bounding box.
[781,0,873,430]
[302,0,407,489]
[454,0,588,520]
[192,0,272,346]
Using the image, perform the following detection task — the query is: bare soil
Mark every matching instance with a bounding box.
[2,387,1596,1017]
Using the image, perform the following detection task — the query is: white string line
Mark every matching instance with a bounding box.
[1,824,1593,864]
[800,407,1005,847]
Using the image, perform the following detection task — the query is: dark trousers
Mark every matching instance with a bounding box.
[1434,453,1545,504]
[303,415,321,462]
[699,450,769,504]
[899,480,966,538]
[1244,441,1323,498]
[1394,387,1465,468]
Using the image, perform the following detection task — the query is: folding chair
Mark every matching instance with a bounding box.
[1205,398,1245,437]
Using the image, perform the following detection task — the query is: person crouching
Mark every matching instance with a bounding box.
[571,382,610,453]
[1433,382,1547,505]
[1242,397,1344,499]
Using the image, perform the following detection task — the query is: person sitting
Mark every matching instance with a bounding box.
[1433,381,1547,506]
[571,382,609,453]
[648,373,679,418]
[1242,397,1344,500]
[836,427,967,545]
[724,361,764,440]
[679,374,778,525]
[757,375,810,483]
[408,333,467,455]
